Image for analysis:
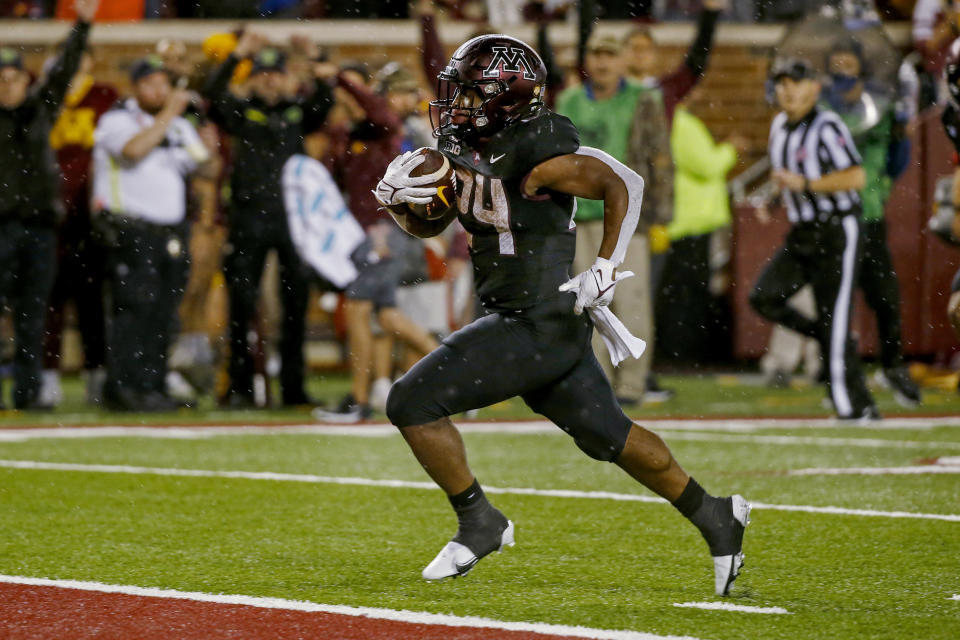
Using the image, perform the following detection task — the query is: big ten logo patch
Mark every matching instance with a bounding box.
[50,107,96,150]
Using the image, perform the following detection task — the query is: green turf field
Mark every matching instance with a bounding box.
[1,403,958,639]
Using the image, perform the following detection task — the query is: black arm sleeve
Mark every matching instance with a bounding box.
[203,55,246,132]
[302,79,334,133]
[37,19,90,110]
[684,9,720,78]
[537,23,564,100]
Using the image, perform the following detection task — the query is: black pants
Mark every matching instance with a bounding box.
[656,234,713,363]
[0,219,56,407]
[44,209,106,371]
[750,215,875,418]
[103,216,189,398]
[224,213,308,403]
[859,219,904,369]
[386,296,633,461]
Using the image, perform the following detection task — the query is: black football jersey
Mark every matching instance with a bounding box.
[438,112,580,311]
[944,103,960,155]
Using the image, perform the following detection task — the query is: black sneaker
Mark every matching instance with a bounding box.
[312,394,372,423]
[219,389,257,409]
[422,508,514,580]
[838,405,882,423]
[644,374,675,403]
[875,367,921,408]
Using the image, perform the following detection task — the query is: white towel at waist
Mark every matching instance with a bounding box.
[588,306,647,368]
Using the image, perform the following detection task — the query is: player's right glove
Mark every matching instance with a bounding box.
[374,151,439,207]
[559,257,634,315]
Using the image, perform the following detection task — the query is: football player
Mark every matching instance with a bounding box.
[942,39,960,339]
[375,35,750,596]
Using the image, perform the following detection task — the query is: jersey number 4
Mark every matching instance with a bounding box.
[457,171,516,255]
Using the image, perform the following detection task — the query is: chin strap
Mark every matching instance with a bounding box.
[572,146,644,267]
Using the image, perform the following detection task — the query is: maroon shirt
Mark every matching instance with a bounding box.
[326,74,404,230]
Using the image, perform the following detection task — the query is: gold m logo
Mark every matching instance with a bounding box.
[483,46,536,81]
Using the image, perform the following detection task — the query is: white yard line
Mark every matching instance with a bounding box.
[0,574,703,640]
[2,459,958,523]
[672,602,790,615]
[787,465,960,475]
[950,594,960,601]
[1,422,959,452]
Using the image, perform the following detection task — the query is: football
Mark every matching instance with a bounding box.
[407,147,457,220]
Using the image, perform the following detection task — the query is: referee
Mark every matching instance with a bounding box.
[750,58,878,421]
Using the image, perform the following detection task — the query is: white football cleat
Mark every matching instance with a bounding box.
[422,520,515,581]
[713,495,751,596]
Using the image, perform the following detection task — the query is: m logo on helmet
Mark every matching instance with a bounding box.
[483,46,536,81]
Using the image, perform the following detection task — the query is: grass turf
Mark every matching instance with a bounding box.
[0,421,958,640]
[1,369,959,426]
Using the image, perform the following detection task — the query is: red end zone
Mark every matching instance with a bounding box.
[0,581,619,640]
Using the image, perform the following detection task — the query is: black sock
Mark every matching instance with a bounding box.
[672,477,706,518]
[449,479,486,511]
[448,479,506,554]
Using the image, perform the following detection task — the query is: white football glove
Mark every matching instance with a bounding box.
[558,257,634,316]
[374,151,439,207]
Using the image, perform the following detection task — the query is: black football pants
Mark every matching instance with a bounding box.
[859,219,905,370]
[104,217,189,398]
[750,215,875,418]
[0,219,56,408]
[224,212,308,403]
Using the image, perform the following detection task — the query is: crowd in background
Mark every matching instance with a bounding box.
[1,0,960,415]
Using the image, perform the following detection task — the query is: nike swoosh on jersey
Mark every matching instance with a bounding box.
[490,153,506,163]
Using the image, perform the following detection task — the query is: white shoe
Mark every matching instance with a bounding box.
[422,520,515,581]
[165,371,196,401]
[370,377,392,413]
[38,370,62,407]
[713,495,751,596]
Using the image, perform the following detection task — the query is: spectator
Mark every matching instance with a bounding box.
[41,47,118,407]
[823,38,921,406]
[655,100,744,364]
[557,33,671,407]
[204,31,334,408]
[314,64,438,422]
[92,55,215,411]
[0,0,97,410]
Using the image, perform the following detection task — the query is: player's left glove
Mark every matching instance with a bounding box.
[374,151,438,207]
[558,257,634,316]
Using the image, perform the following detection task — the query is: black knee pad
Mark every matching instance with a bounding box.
[572,425,630,462]
[386,374,443,428]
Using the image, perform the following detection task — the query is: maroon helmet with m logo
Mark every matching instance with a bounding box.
[430,34,547,143]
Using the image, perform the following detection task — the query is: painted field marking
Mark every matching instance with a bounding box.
[787,465,960,476]
[2,459,959,523]
[672,602,790,615]
[951,594,960,601]
[0,574,703,640]
[2,422,960,453]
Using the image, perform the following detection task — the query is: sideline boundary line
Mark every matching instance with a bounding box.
[2,459,958,523]
[0,575,702,640]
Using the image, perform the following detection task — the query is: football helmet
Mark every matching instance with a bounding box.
[430,34,547,143]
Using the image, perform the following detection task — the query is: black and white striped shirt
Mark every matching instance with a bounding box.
[768,107,862,224]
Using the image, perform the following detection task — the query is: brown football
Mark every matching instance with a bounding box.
[407,147,457,220]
